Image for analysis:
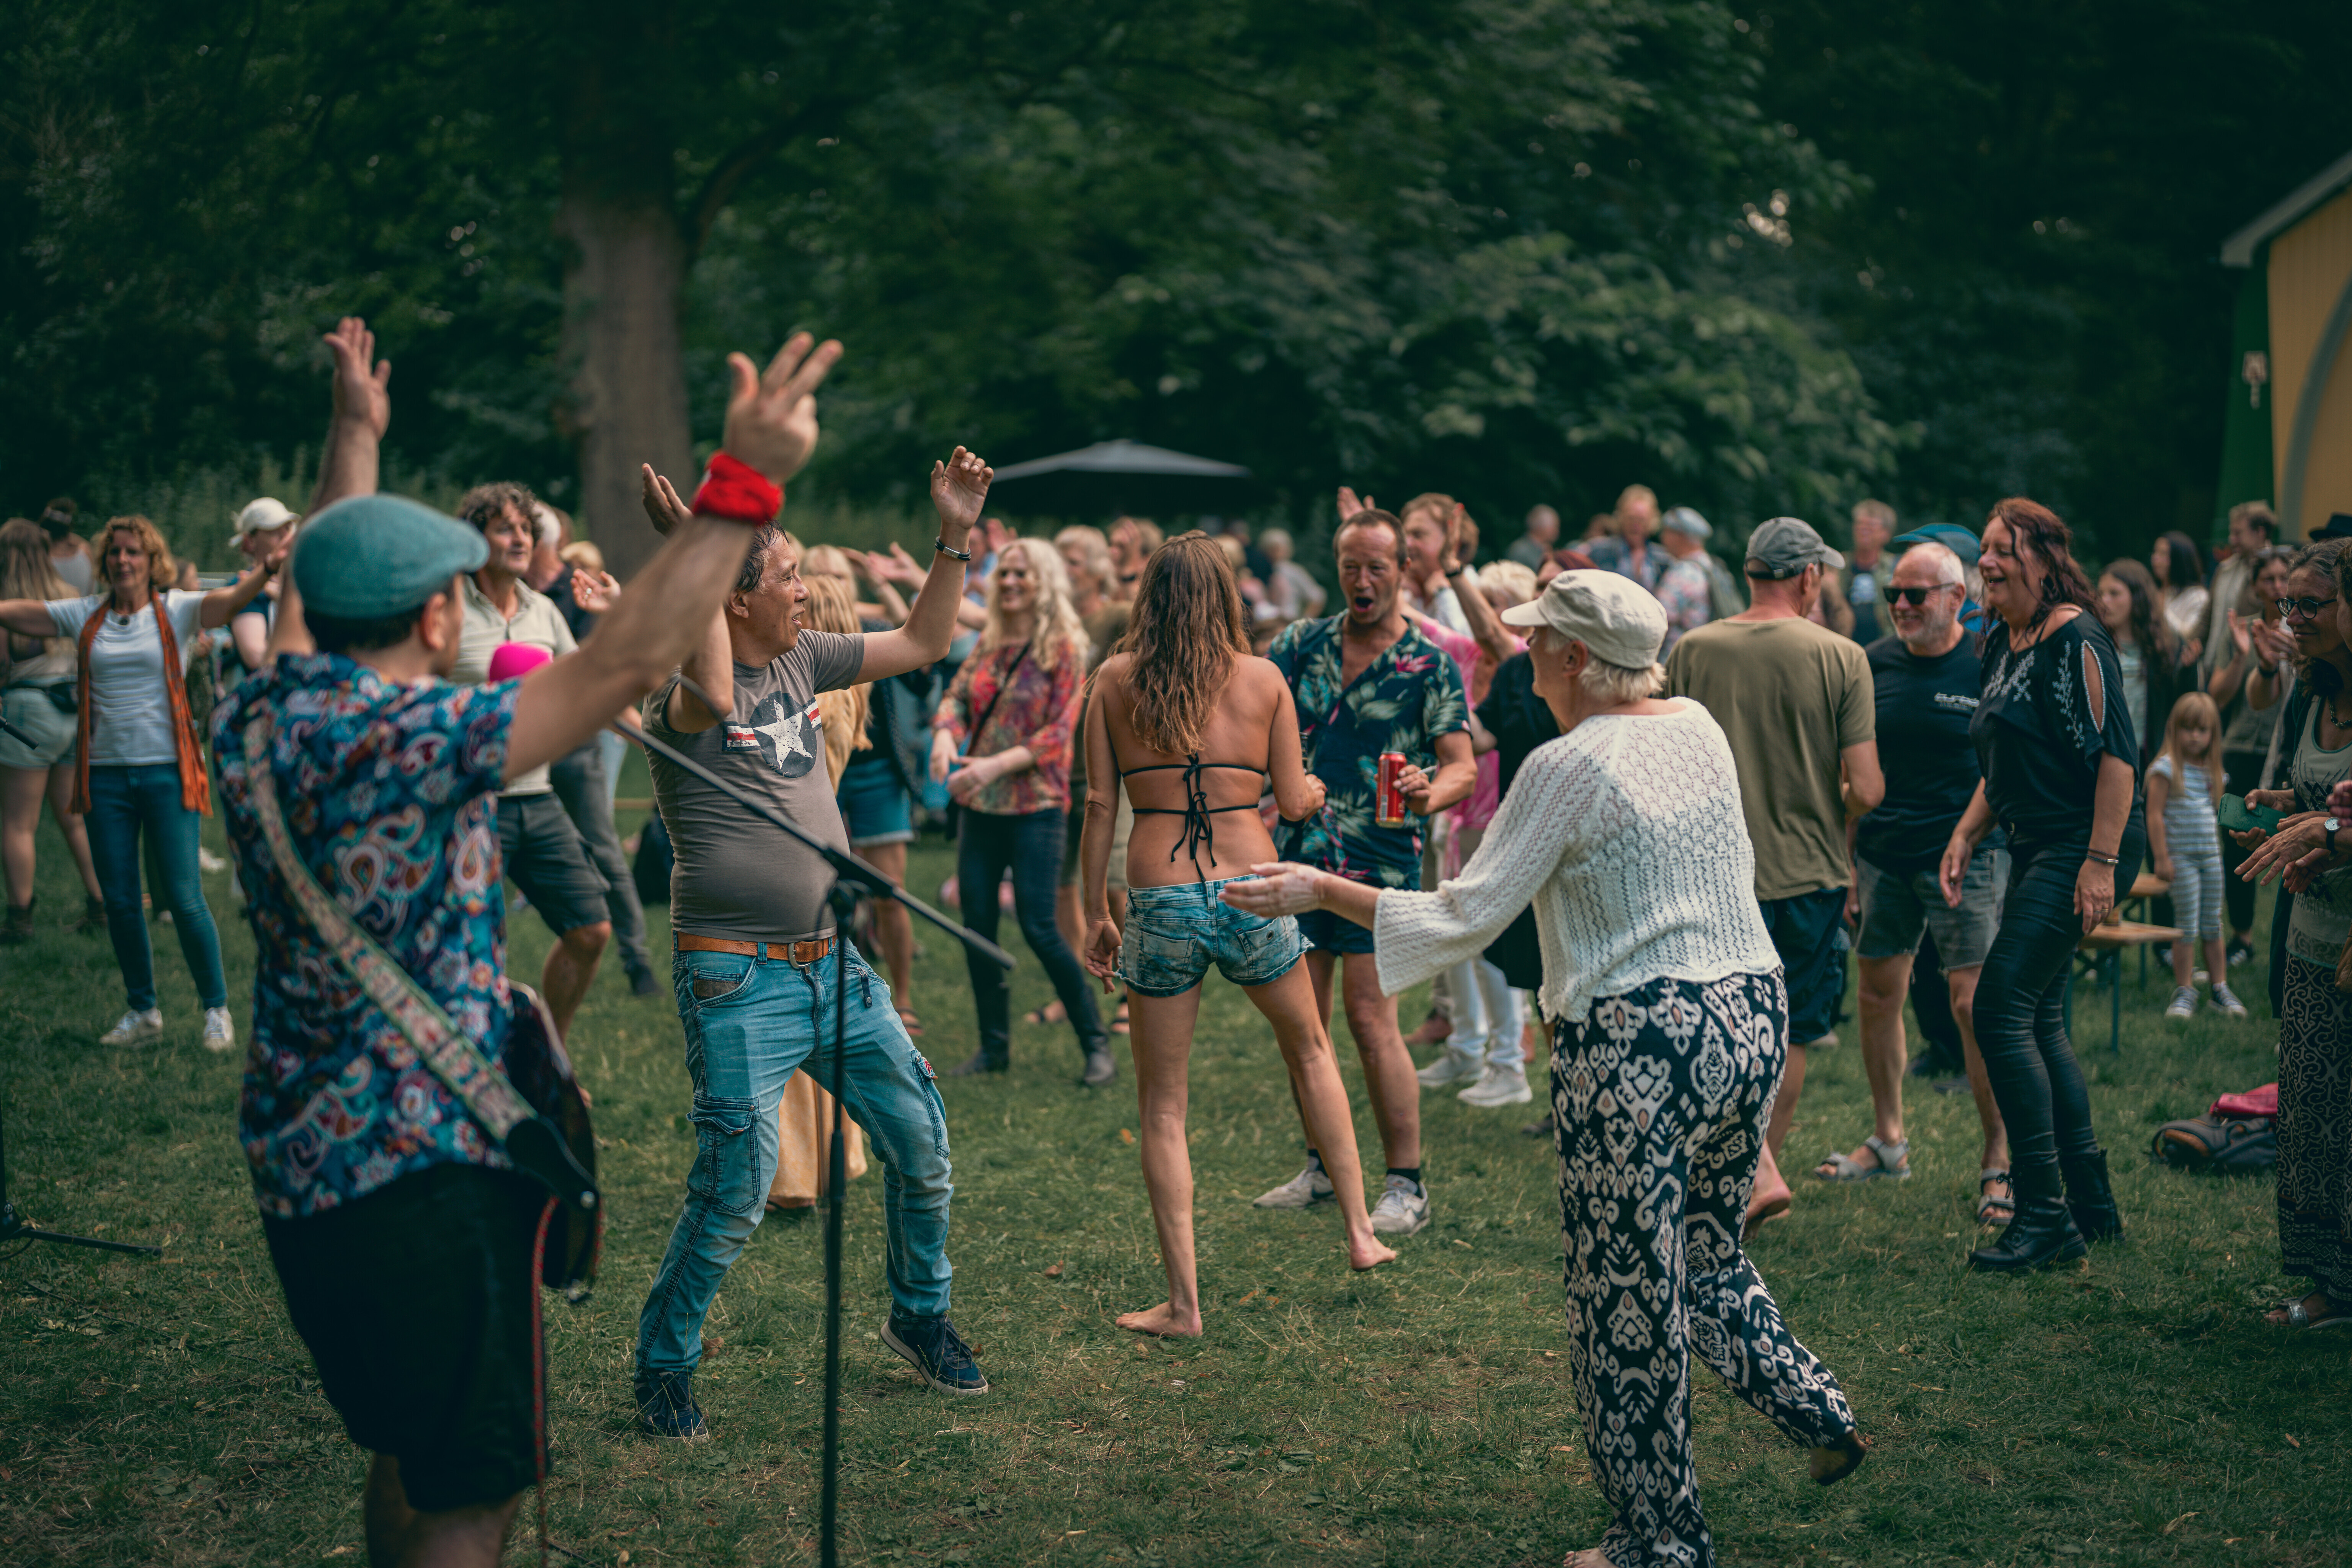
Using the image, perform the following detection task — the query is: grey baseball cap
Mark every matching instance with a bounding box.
[1660,506,1712,542]
[293,495,489,619]
[1745,516,1844,578]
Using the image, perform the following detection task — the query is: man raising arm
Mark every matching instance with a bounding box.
[220,318,832,1568]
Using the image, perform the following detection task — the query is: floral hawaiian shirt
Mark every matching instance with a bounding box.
[935,637,1085,815]
[1267,614,1470,889]
[212,653,522,1219]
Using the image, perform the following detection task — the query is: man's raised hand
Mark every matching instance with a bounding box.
[723,332,844,483]
[931,447,993,533]
[640,464,694,536]
[323,316,390,439]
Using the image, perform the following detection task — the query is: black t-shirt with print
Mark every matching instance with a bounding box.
[1972,612,2144,848]
[1857,633,1998,873]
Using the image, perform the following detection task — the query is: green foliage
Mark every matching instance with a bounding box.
[4,0,1898,557]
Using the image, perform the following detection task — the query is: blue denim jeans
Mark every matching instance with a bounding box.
[635,939,955,1375]
[85,763,227,1011]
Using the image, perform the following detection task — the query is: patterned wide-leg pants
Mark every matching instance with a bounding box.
[1552,969,1857,1568]
[2277,957,2352,1300]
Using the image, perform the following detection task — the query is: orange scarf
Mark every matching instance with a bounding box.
[72,595,212,818]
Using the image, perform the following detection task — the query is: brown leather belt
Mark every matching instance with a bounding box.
[674,932,833,964]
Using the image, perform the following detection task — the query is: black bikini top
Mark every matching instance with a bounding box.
[1116,751,1267,879]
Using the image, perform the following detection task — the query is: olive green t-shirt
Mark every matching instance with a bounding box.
[1663,616,1876,902]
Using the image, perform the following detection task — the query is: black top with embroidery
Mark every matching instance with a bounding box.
[1971,612,2142,847]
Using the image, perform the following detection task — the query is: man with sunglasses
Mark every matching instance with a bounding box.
[1816,542,2014,1224]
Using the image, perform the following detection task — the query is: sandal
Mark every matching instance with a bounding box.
[897,1007,925,1038]
[1810,1431,1869,1486]
[1976,1166,2014,1225]
[1110,1002,1130,1037]
[2269,1294,2351,1329]
[1746,1190,1793,1228]
[1023,1001,1067,1026]
[1813,1135,1911,1183]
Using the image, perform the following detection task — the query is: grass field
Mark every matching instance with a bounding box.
[3,775,2349,1568]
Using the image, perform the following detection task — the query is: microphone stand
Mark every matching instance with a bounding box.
[611,681,1013,1568]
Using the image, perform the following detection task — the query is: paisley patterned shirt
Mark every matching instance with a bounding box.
[212,653,521,1219]
[1267,614,1470,889]
[935,637,1085,815]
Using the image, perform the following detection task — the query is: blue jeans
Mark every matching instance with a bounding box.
[635,939,955,1375]
[956,807,1104,1062]
[86,764,226,1011]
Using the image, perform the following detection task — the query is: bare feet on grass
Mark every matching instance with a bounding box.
[1350,1233,1398,1271]
[1117,1302,1203,1338]
[1562,1548,1612,1567]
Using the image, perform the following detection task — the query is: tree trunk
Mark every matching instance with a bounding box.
[555,1,688,583]
[557,194,690,581]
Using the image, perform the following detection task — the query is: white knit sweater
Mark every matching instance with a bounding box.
[1372,699,1780,1024]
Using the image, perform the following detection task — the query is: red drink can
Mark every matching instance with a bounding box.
[1375,751,1410,828]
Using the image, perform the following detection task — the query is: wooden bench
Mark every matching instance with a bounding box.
[2076,917,2184,1054]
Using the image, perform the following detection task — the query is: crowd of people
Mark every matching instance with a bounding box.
[5,312,2350,1568]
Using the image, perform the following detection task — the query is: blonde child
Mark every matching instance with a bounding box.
[2148,690,2247,1022]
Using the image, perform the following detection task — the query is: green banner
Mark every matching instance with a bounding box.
[2215,256,2274,527]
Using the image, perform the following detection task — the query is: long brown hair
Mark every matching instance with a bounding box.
[1985,497,2096,629]
[800,574,872,789]
[0,518,73,658]
[1120,532,1251,755]
[2097,558,2177,664]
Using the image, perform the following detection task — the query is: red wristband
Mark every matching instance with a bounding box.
[689,451,782,526]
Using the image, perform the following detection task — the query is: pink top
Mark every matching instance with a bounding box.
[1414,616,1521,836]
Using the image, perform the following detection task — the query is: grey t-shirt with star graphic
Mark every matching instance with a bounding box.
[645,630,865,943]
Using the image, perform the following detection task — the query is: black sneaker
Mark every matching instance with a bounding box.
[628,966,662,998]
[633,1369,710,1441]
[2226,941,2255,970]
[880,1314,990,1395]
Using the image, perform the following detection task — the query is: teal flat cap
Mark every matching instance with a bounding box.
[293,495,488,617]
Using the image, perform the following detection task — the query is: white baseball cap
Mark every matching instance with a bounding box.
[234,497,299,537]
[1499,568,1668,668]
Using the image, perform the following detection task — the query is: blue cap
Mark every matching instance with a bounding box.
[292,495,488,618]
[1891,522,1980,558]
[1660,506,1712,541]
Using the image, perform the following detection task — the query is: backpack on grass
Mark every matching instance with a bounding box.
[2151,1085,2277,1174]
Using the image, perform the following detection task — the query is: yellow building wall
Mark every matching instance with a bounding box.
[2269,185,2352,538]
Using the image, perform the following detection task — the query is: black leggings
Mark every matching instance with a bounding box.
[1973,827,2145,1171]
[957,807,1106,1061]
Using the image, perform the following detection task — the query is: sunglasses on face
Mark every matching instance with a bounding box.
[2277,596,2341,622]
[1889,585,1952,606]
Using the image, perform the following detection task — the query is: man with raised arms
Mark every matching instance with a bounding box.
[630,427,999,1438]
[216,320,825,1567]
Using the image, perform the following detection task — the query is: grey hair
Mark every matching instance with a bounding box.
[1534,624,1664,705]
[734,526,804,595]
[1900,540,1966,588]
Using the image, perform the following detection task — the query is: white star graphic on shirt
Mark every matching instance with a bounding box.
[752,700,812,773]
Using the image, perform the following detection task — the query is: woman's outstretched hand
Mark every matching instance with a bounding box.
[1219,862,1324,917]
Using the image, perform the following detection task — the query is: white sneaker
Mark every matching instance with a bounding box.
[203,1007,236,1052]
[2209,982,2249,1020]
[197,847,229,873]
[2164,986,2197,1027]
[1369,1174,1431,1236]
[1458,1061,1534,1107]
[1252,1165,1336,1209]
[2192,967,2210,986]
[1416,1044,1484,1088]
[101,1009,164,1045]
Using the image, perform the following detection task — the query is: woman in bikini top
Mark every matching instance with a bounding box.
[1076,534,1393,1342]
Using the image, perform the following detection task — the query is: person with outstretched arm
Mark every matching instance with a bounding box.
[629,432,999,1439]
[213,317,826,1568]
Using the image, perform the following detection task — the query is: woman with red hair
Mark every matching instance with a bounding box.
[1938,499,2146,1272]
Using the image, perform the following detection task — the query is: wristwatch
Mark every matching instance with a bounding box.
[2327,817,2345,857]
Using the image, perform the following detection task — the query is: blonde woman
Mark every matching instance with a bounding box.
[1082,535,1393,1336]
[0,519,104,941]
[931,536,1108,1081]
[0,514,278,1045]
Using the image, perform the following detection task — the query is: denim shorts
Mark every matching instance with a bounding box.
[836,754,914,848]
[1117,877,1309,996]
[1857,848,2008,967]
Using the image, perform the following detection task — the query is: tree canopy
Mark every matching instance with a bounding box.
[6,1,2347,566]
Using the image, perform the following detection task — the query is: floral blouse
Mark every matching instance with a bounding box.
[936,636,1085,816]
